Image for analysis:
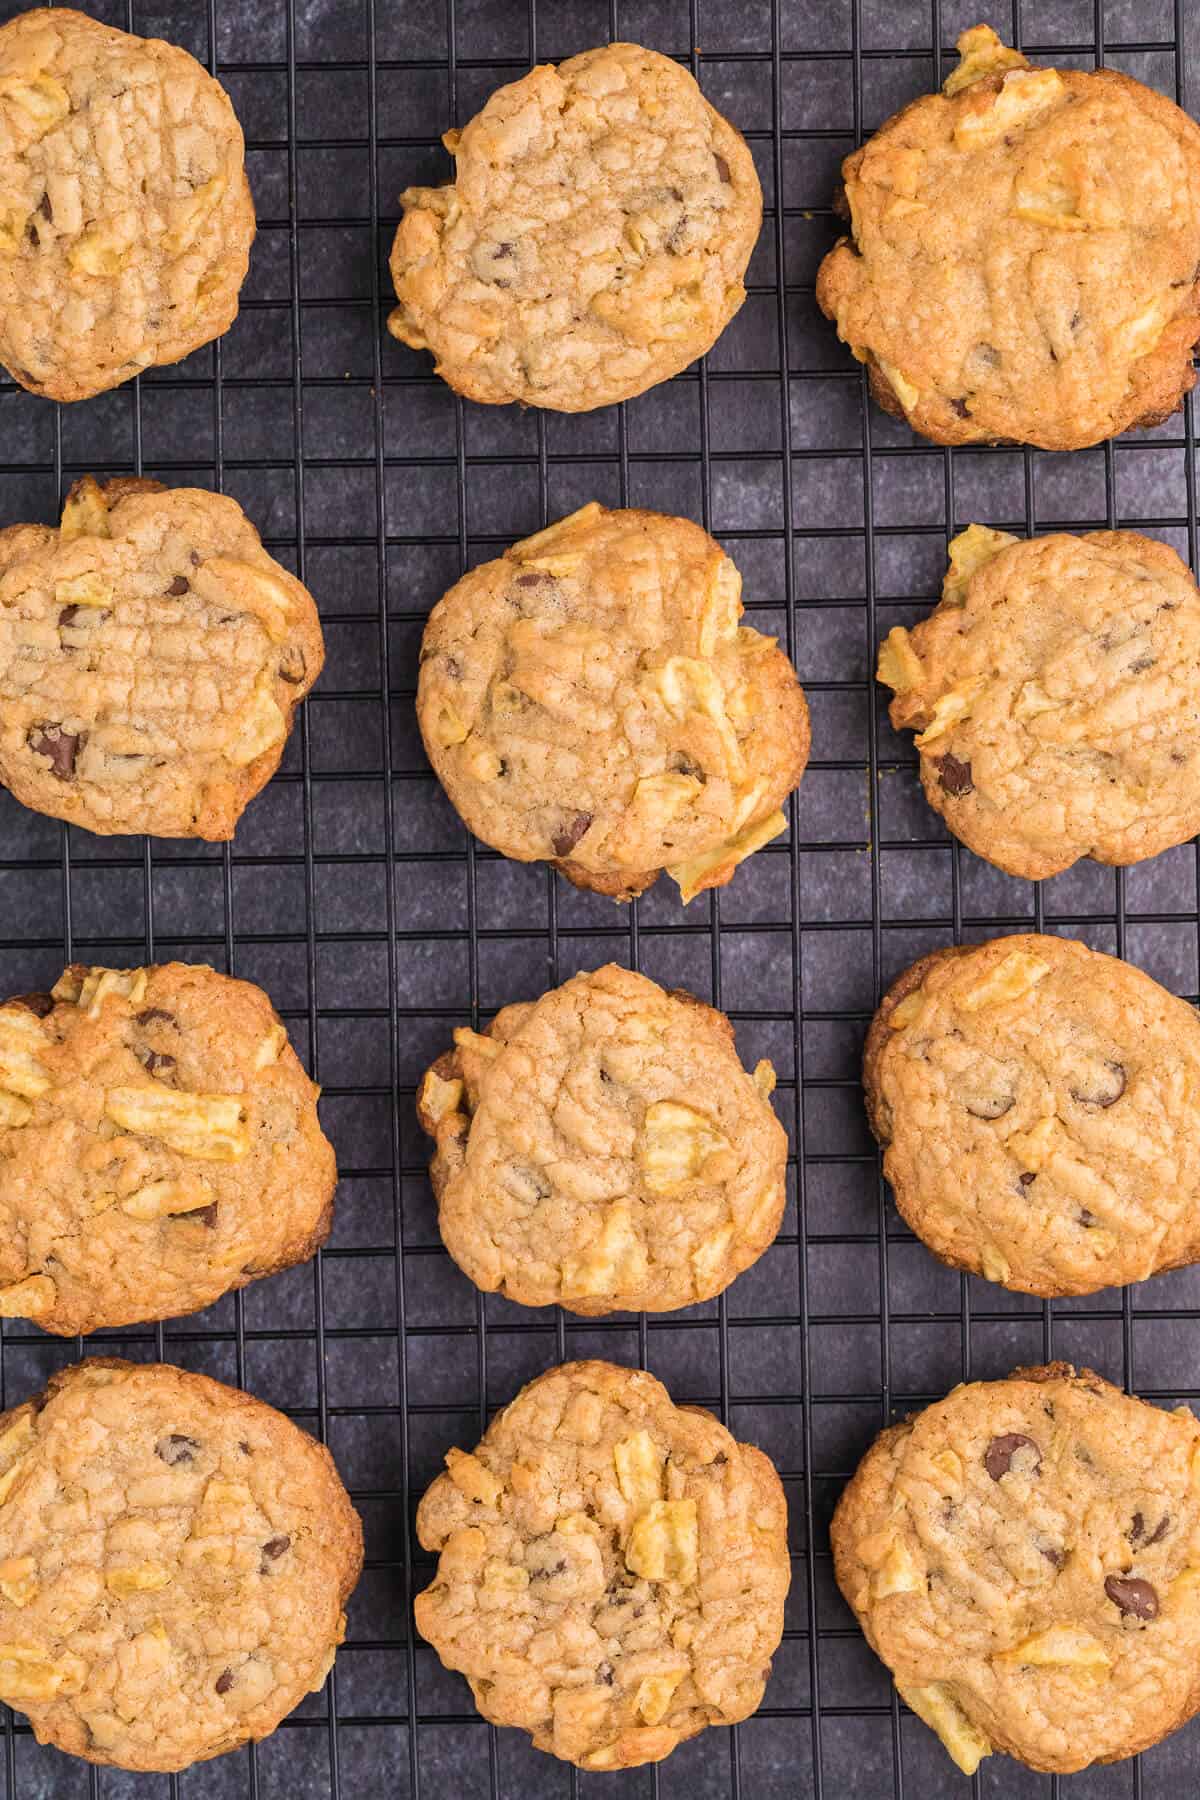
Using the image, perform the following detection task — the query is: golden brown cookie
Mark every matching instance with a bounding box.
[863,934,1200,1296]
[878,524,1200,880]
[0,476,324,840]
[0,8,255,401]
[816,25,1200,449]
[415,1360,789,1770]
[417,964,788,1314]
[388,42,761,411]
[0,961,335,1334]
[0,1357,362,1772]
[417,503,809,903]
[833,1363,1200,1775]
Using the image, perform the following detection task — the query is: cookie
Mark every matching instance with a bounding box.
[816,25,1200,449]
[0,1356,361,1771]
[415,1359,789,1770]
[863,934,1200,1297]
[388,42,761,411]
[878,524,1200,879]
[0,961,336,1334]
[0,476,324,840]
[833,1361,1200,1775]
[417,963,788,1314]
[417,503,809,902]
[0,8,255,402]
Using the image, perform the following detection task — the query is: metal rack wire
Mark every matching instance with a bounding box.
[0,0,1198,1794]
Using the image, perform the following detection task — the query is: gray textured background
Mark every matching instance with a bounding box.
[1,0,1199,1795]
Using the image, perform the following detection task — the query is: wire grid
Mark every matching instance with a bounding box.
[0,0,1199,1795]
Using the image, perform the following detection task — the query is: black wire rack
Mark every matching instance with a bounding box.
[1,1,1200,1796]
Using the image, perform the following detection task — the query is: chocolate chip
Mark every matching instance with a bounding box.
[27,725,82,779]
[533,1558,568,1581]
[37,192,51,222]
[1130,1512,1171,1546]
[670,751,705,780]
[1147,1514,1172,1545]
[1069,1061,1126,1109]
[156,1433,200,1465]
[136,1008,175,1027]
[515,572,551,590]
[215,1667,235,1695]
[714,152,732,183]
[1105,1574,1158,1620]
[1018,1172,1036,1188]
[190,549,201,566]
[239,1440,252,1455]
[10,992,54,1018]
[58,604,107,628]
[984,1433,1041,1480]
[191,1203,219,1229]
[165,575,190,596]
[950,398,970,419]
[1040,1544,1065,1568]
[1070,310,1082,331]
[493,240,515,259]
[596,1661,615,1686]
[137,1048,176,1076]
[964,1092,1014,1120]
[936,753,974,797]
[713,1451,728,1466]
[1079,1208,1097,1228]
[261,1534,291,1568]
[552,812,592,858]
[279,645,307,685]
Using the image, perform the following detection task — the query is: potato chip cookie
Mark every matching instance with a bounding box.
[415,1360,789,1770]
[417,964,788,1314]
[0,961,335,1334]
[417,504,809,902]
[863,934,1200,1297]
[0,8,255,401]
[878,525,1200,879]
[388,42,761,411]
[0,1357,361,1771]
[816,25,1200,449]
[0,476,324,839]
[834,1363,1200,1775]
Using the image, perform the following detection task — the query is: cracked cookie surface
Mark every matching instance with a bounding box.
[834,1362,1200,1775]
[388,42,761,411]
[878,525,1200,879]
[816,25,1200,449]
[0,476,324,840]
[415,1359,788,1770]
[863,934,1200,1297]
[0,1357,361,1772]
[0,8,254,402]
[0,961,336,1335]
[417,964,788,1314]
[417,503,809,902]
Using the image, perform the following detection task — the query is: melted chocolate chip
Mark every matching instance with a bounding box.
[166,575,190,596]
[1069,1061,1126,1109]
[191,1203,219,1229]
[936,753,974,797]
[596,1661,615,1686]
[1079,1208,1097,1228]
[493,240,515,259]
[262,1534,291,1563]
[984,1433,1041,1481]
[27,725,82,779]
[964,1092,1014,1120]
[59,604,107,628]
[156,1433,200,1465]
[10,992,54,1018]
[552,812,592,857]
[37,192,51,222]
[1041,1544,1066,1568]
[1105,1574,1158,1620]
[136,1008,175,1027]
[1018,1171,1036,1188]
[714,152,732,183]
[137,1048,176,1076]
[950,398,971,419]
[515,572,552,590]
[1130,1511,1171,1547]
[239,1440,253,1455]
[215,1667,235,1695]
[713,1451,728,1466]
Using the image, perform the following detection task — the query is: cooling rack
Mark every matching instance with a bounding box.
[0,0,1198,1794]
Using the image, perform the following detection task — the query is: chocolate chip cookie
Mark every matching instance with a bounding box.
[417,964,788,1314]
[417,503,809,902]
[0,8,255,401]
[879,524,1200,880]
[0,961,335,1334]
[0,476,323,840]
[864,934,1200,1296]
[388,42,761,411]
[816,25,1200,449]
[415,1359,789,1771]
[0,1357,361,1772]
[834,1362,1200,1775]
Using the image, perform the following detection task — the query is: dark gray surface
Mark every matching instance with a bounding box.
[0,0,1199,1795]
